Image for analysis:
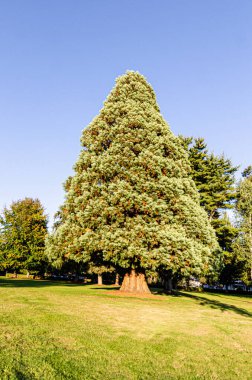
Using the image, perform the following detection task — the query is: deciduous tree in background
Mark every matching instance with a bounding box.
[47,71,218,293]
[0,198,48,277]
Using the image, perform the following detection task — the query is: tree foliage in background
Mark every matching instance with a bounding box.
[180,137,238,220]
[47,71,218,292]
[180,136,240,283]
[46,204,115,283]
[0,198,48,276]
[217,213,240,284]
[234,168,252,282]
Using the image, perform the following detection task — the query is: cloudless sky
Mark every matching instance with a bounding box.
[0,0,251,226]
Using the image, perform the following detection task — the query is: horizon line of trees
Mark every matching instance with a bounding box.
[0,72,251,292]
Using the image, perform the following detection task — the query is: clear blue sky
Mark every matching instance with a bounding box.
[0,0,251,226]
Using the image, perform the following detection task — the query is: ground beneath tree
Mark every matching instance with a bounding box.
[105,289,166,299]
[1,277,252,380]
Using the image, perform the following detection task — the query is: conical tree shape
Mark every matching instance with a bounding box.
[48,71,218,293]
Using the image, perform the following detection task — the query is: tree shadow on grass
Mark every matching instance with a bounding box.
[13,369,31,380]
[0,278,88,288]
[0,278,121,290]
[1,279,251,318]
[175,291,252,319]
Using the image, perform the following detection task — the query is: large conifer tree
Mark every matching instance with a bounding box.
[48,72,218,292]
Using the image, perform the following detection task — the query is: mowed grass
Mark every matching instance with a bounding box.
[0,278,252,380]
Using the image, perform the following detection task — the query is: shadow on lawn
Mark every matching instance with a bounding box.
[0,278,121,291]
[1,279,251,318]
[0,278,86,288]
[13,369,29,380]
[176,291,252,319]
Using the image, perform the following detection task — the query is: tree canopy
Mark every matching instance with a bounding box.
[0,198,48,275]
[180,137,238,220]
[47,71,218,292]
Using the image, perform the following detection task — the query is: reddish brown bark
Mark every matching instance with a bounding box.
[120,269,151,293]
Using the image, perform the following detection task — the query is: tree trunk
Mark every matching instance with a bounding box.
[120,269,151,293]
[98,274,103,285]
[172,277,178,291]
[164,277,172,292]
[147,276,153,284]
[115,273,120,286]
[14,271,17,278]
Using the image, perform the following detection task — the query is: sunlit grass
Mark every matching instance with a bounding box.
[0,277,252,379]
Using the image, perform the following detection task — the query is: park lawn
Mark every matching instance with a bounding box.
[0,278,251,380]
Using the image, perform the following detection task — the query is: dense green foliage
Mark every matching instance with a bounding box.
[0,198,48,276]
[218,213,241,284]
[1,278,252,380]
[180,137,238,220]
[47,72,218,283]
[0,73,249,288]
[180,137,242,283]
[234,170,252,282]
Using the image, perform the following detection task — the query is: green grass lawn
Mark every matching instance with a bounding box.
[0,277,251,380]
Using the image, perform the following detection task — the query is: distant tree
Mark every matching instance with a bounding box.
[211,213,238,253]
[180,137,238,220]
[0,198,48,276]
[242,165,252,179]
[235,169,252,282]
[47,71,218,293]
[180,136,240,284]
[217,213,240,284]
[87,262,115,285]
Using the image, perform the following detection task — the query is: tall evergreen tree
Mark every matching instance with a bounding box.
[48,72,218,293]
[180,136,239,283]
[180,137,238,220]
